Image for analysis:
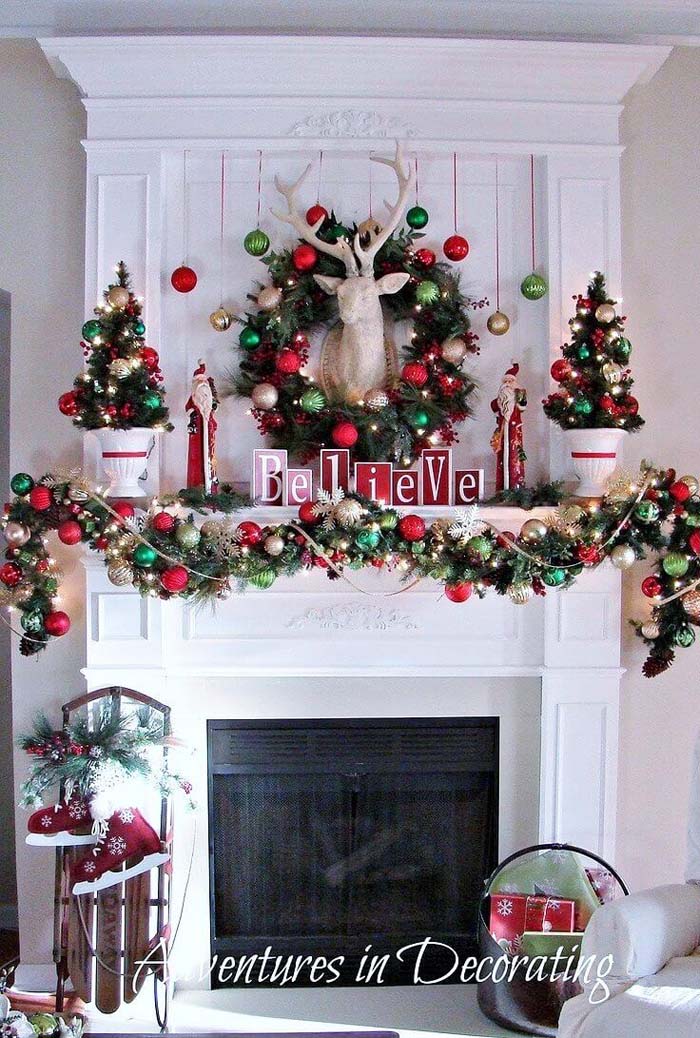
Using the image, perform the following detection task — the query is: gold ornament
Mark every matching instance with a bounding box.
[251,383,278,410]
[68,486,89,503]
[682,589,700,621]
[487,311,510,336]
[14,586,34,605]
[107,286,130,309]
[610,543,636,570]
[334,498,364,528]
[595,303,616,324]
[264,534,285,557]
[4,522,30,547]
[680,475,699,496]
[520,518,548,543]
[257,286,283,312]
[107,562,134,587]
[441,337,468,365]
[109,358,131,380]
[508,582,534,605]
[602,362,623,385]
[209,307,233,332]
[357,217,383,248]
[364,388,390,411]
[604,471,639,502]
[641,620,661,640]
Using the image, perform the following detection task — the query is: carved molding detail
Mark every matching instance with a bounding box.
[290,109,418,139]
[287,603,419,632]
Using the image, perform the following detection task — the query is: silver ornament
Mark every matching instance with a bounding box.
[200,519,222,539]
[364,388,389,411]
[680,475,699,496]
[109,358,131,380]
[107,562,134,587]
[4,522,30,547]
[595,303,616,324]
[107,286,130,309]
[641,620,661,640]
[520,518,548,543]
[441,337,467,365]
[682,590,700,621]
[264,534,285,557]
[251,382,279,410]
[334,498,364,528]
[610,544,636,570]
[209,307,233,332]
[508,582,534,605]
[257,286,283,312]
[602,362,623,385]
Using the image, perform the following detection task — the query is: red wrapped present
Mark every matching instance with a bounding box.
[490,893,576,953]
[585,867,618,906]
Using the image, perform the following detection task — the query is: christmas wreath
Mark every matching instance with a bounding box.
[231,150,484,464]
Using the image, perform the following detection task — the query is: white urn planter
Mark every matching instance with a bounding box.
[92,427,156,498]
[564,427,627,497]
[560,425,627,498]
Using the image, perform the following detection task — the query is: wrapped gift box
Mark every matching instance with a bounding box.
[491,848,601,930]
[490,893,576,952]
[585,867,618,905]
[519,930,582,963]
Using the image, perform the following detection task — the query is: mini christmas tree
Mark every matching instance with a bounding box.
[59,262,173,431]
[543,272,644,433]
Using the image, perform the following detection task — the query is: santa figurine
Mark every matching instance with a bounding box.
[186,359,219,494]
[490,363,527,492]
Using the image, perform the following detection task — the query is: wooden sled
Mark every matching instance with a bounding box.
[53,687,173,1027]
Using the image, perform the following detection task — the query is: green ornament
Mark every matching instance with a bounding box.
[143,390,161,410]
[411,541,426,555]
[406,205,429,229]
[577,344,591,361]
[574,397,593,415]
[675,625,696,648]
[133,320,146,336]
[81,319,102,342]
[244,229,270,257]
[412,408,430,429]
[21,610,44,634]
[10,473,34,496]
[18,550,33,564]
[520,273,548,300]
[355,528,381,552]
[133,543,158,567]
[569,563,584,577]
[239,326,261,350]
[542,567,567,587]
[635,500,660,524]
[686,514,700,528]
[378,510,398,531]
[615,337,631,360]
[249,568,276,590]
[299,388,326,414]
[663,551,690,578]
[415,280,439,305]
[43,577,58,594]
[466,535,493,561]
[175,523,201,550]
[327,224,351,242]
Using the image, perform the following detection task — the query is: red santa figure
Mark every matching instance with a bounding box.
[490,363,527,492]
[186,360,219,494]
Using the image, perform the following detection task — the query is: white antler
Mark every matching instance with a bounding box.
[272,163,359,276]
[354,141,415,277]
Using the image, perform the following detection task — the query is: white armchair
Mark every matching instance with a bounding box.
[559,736,700,1037]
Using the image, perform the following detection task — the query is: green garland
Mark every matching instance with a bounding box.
[230,222,484,464]
[2,465,699,678]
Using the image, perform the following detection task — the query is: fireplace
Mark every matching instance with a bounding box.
[207,717,499,986]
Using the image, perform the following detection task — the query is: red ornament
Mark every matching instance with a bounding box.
[600,394,615,413]
[398,514,426,542]
[236,521,263,546]
[306,204,328,226]
[152,511,175,533]
[94,536,108,550]
[402,362,429,388]
[576,543,601,566]
[35,560,49,574]
[58,391,79,417]
[332,421,359,448]
[298,502,319,525]
[414,248,436,268]
[276,350,302,375]
[57,520,83,546]
[445,581,473,603]
[443,235,469,262]
[689,531,700,555]
[670,481,691,503]
[112,501,135,520]
[44,611,71,637]
[550,359,572,383]
[625,396,639,415]
[496,530,516,550]
[170,266,198,293]
[161,565,189,593]
[0,562,22,587]
[641,575,663,598]
[119,403,135,420]
[29,485,53,511]
[140,347,159,371]
[292,244,318,273]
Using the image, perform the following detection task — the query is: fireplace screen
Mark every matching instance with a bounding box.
[208,718,498,986]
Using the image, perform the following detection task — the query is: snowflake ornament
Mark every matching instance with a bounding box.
[107,835,127,857]
[312,488,346,531]
[447,505,486,544]
[209,521,243,562]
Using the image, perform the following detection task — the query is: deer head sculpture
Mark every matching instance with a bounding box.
[272,142,415,404]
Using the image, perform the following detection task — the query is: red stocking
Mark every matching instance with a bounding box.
[26,797,95,847]
[71,807,169,895]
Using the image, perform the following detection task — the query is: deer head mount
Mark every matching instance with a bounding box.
[272,142,415,404]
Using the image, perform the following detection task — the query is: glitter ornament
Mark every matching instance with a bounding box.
[4,522,30,547]
[209,307,233,332]
[365,388,389,411]
[595,303,616,324]
[334,498,364,528]
[276,350,301,375]
[244,229,270,257]
[682,590,700,621]
[175,523,201,550]
[441,338,467,365]
[108,563,134,587]
[258,286,283,311]
[251,383,279,410]
[508,582,534,605]
[264,534,285,557]
[398,514,426,542]
[332,422,359,449]
[487,311,510,336]
[520,273,548,300]
[551,359,572,383]
[610,544,636,570]
[0,562,22,587]
[663,552,690,578]
[445,581,473,603]
[107,286,130,309]
[414,248,436,268]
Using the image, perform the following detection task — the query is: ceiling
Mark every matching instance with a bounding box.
[2,0,700,43]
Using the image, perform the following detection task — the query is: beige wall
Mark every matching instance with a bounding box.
[0,36,697,957]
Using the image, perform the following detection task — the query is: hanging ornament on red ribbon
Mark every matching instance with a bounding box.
[443,153,469,262]
[210,151,233,331]
[244,151,270,257]
[520,155,548,300]
[171,149,198,292]
[487,157,510,335]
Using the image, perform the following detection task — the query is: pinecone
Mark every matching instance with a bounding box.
[19,636,43,657]
[643,649,675,678]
